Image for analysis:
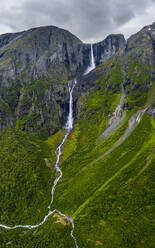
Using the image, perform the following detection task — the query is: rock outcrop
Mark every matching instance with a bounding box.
[0,22,154,137]
[93,34,125,66]
[0,25,126,137]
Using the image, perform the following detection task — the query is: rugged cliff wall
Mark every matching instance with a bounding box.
[0,23,155,138]
[93,34,125,66]
[0,25,126,137]
[0,26,83,85]
[0,23,154,248]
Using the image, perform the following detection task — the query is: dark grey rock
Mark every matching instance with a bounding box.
[0,25,126,136]
[93,34,126,66]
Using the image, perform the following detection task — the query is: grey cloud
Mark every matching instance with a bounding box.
[0,0,154,42]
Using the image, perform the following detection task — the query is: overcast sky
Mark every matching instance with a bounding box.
[0,0,155,43]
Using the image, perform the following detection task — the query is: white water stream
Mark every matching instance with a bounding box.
[0,79,79,248]
[84,44,95,75]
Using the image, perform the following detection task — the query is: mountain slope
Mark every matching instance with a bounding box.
[0,23,154,248]
[0,26,125,137]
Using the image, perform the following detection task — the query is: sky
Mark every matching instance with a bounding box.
[0,0,155,43]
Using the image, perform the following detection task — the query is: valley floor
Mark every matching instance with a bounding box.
[0,109,154,248]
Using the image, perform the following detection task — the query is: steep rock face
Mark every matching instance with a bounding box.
[0,25,126,136]
[75,24,155,121]
[0,26,83,86]
[0,26,154,248]
[0,26,83,137]
[0,27,125,86]
[126,22,155,64]
[1,22,154,137]
[16,79,70,138]
[122,23,155,109]
[0,31,25,50]
[93,34,125,66]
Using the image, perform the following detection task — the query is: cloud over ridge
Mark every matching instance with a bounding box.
[0,0,155,42]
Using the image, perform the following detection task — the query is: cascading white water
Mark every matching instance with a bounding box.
[84,44,95,75]
[66,79,77,130]
[48,79,77,208]
[0,79,79,248]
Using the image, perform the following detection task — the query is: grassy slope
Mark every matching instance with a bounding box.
[74,115,155,248]
[0,215,75,248]
[0,115,154,248]
[52,54,155,247]
[0,127,76,248]
[0,49,154,248]
[0,127,56,226]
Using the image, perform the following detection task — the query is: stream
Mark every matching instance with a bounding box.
[0,79,79,248]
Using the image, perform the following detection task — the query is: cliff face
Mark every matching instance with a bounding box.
[0,26,126,85]
[93,34,125,66]
[0,26,82,136]
[75,23,155,122]
[0,26,83,86]
[0,24,154,248]
[0,25,125,137]
[1,23,155,138]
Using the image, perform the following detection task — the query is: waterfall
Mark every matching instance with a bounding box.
[84,44,95,75]
[48,78,77,207]
[66,79,77,130]
[0,79,79,248]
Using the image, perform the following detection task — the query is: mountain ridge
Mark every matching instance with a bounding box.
[0,25,126,137]
[0,22,154,248]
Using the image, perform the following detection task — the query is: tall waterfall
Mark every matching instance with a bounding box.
[84,44,95,75]
[0,79,79,248]
[66,79,77,130]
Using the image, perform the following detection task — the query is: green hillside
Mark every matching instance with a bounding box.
[0,24,155,248]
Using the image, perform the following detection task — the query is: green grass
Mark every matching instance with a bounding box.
[0,39,23,54]
[0,99,12,122]
[73,117,155,218]
[0,127,57,226]
[0,57,11,66]
[0,214,75,248]
[51,113,154,248]
[0,40,155,248]
[61,125,80,163]
[53,115,154,216]
[12,77,69,138]
[0,114,154,248]
[125,56,153,109]
[45,129,64,166]
[74,118,155,248]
